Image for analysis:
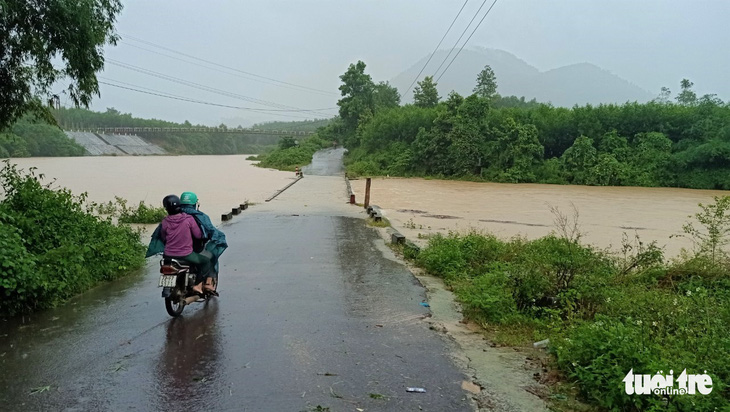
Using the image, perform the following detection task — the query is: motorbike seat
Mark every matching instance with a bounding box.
[161,257,193,270]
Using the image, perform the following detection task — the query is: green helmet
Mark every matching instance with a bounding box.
[180,191,198,205]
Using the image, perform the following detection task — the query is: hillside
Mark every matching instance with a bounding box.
[391,48,654,106]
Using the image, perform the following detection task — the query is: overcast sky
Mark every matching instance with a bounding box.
[82,0,729,126]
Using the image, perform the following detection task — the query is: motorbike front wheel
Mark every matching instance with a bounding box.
[165,296,185,317]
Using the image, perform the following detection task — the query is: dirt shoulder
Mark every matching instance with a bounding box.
[368,224,551,412]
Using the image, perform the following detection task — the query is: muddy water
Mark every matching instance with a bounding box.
[353,178,729,257]
[7,155,296,227]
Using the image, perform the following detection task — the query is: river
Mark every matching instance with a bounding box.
[352,177,729,257]
[5,156,727,257]
[6,155,296,227]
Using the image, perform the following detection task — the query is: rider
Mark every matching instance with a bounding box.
[179,191,228,294]
[158,194,211,296]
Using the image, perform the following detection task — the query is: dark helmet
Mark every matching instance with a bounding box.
[162,194,182,215]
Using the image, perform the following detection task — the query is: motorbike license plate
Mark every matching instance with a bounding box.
[158,275,177,288]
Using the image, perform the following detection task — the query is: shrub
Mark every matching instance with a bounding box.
[0,162,145,316]
[95,197,166,224]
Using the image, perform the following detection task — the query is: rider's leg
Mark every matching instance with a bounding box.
[180,252,211,294]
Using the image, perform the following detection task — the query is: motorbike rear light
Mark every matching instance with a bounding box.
[160,266,178,275]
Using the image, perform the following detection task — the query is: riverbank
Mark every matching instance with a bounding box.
[352,177,729,257]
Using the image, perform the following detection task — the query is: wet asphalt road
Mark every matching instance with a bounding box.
[0,150,472,411]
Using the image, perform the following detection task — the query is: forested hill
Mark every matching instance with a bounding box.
[1,108,292,157]
[251,118,331,132]
[391,48,654,107]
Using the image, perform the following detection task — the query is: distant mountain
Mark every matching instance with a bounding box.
[391,48,654,106]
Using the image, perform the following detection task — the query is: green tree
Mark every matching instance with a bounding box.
[654,86,672,104]
[0,0,123,130]
[474,65,498,100]
[278,136,297,150]
[413,76,440,108]
[676,79,698,106]
[561,136,597,184]
[338,61,375,132]
[373,81,400,111]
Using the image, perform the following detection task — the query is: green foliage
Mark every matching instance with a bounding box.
[0,0,122,130]
[410,203,730,410]
[0,161,145,316]
[94,196,167,224]
[680,196,730,264]
[0,115,86,157]
[413,76,440,108]
[252,118,331,132]
[256,135,332,171]
[335,62,730,190]
[279,136,297,150]
[474,65,498,100]
[54,107,281,155]
[338,61,376,133]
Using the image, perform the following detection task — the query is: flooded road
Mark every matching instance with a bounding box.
[352,178,729,257]
[0,151,475,411]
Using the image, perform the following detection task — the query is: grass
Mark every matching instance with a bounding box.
[367,217,391,227]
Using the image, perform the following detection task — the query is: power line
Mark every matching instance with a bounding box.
[120,42,335,97]
[431,0,490,81]
[436,0,499,83]
[98,78,335,115]
[106,59,336,117]
[120,33,338,96]
[98,81,326,120]
[403,0,470,97]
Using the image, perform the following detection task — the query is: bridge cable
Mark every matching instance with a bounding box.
[403,0,470,98]
[99,82,314,120]
[99,79,335,116]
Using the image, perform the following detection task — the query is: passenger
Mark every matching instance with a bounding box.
[148,194,211,296]
[179,191,227,294]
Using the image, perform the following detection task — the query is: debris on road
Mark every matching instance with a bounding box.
[533,339,550,349]
[406,387,427,393]
[461,380,481,394]
[419,302,430,308]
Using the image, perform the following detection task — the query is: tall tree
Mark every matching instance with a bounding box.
[373,81,400,111]
[676,79,698,106]
[413,76,440,108]
[338,61,375,132]
[0,0,123,130]
[474,65,498,99]
[654,86,672,104]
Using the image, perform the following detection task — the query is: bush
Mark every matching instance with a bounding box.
[0,162,145,316]
[256,135,332,171]
[412,227,730,410]
[95,197,167,224]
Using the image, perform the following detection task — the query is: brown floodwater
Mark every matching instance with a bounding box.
[7,155,296,227]
[353,177,729,257]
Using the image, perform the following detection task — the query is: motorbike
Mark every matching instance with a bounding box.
[158,258,217,317]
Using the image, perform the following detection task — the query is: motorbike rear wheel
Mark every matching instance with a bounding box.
[165,296,185,317]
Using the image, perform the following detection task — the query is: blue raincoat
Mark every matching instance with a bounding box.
[146,207,228,277]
